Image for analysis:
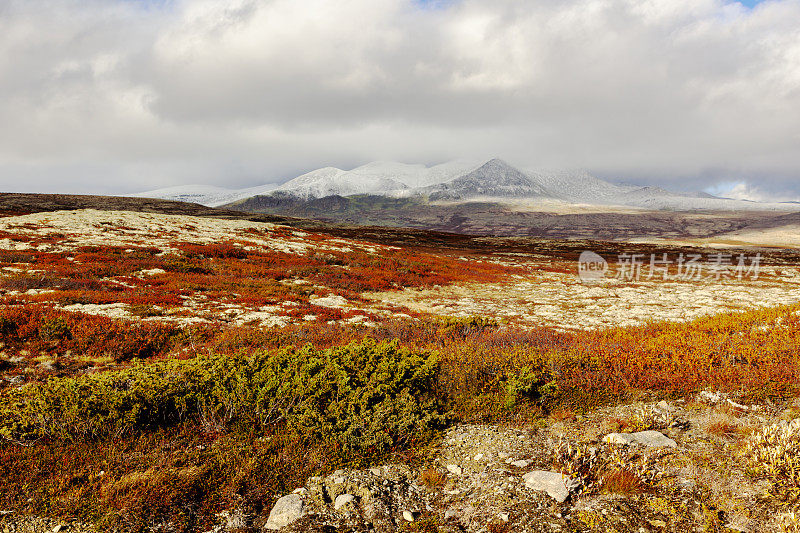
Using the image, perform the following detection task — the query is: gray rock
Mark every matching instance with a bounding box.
[603,430,677,448]
[265,494,304,530]
[334,494,355,510]
[402,510,416,522]
[510,459,531,468]
[522,471,579,503]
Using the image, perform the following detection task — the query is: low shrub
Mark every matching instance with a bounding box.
[0,339,445,454]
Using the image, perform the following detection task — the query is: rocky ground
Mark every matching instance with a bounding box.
[240,394,797,533]
[8,394,773,532]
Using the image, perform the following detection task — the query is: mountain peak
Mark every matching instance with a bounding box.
[132,159,798,212]
[425,159,549,200]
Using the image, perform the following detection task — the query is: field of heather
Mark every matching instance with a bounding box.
[2,209,800,532]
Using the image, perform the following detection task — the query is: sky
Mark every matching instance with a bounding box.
[0,0,799,201]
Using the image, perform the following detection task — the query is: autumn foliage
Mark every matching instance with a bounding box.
[1,220,800,531]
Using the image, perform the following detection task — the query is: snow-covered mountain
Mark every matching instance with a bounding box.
[526,169,638,203]
[422,159,549,200]
[133,159,798,212]
[270,166,407,200]
[129,183,278,208]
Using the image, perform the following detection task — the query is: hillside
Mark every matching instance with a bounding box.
[227,193,800,244]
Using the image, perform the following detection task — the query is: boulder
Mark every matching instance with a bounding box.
[522,471,578,503]
[334,494,355,510]
[603,430,677,448]
[265,494,304,530]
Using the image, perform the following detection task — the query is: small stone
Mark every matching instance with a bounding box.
[447,464,463,475]
[522,471,579,503]
[499,512,510,522]
[403,510,416,522]
[498,452,509,459]
[369,467,382,476]
[219,509,247,530]
[699,390,727,404]
[650,519,667,527]
[292,487,307,495]
[266,494,304,530]
[445,508,458,520]
[603,430,677,448]
[52,526,65,533]
[334,494,355,510]
[333,476,346,484]
[474,453,484,461]
[511,459,531,468]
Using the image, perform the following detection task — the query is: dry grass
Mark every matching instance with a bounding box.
[548,408,576,422]
[600,467,645,494]
[418,467,447,490]
[705,418,744,440]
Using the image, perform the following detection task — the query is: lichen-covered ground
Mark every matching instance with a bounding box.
[2,208,800,533]
[3,209,800,334]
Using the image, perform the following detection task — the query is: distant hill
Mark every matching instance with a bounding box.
[133,158,799,212]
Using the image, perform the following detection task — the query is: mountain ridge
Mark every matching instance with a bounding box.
[133,158,799,213]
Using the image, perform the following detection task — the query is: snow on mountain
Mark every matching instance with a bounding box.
[270,160,486,200]
[270,166,408,200]
[346,160,484,189]
[423,159,549,200]
[526,171,796,211]
[525,169,637,203]
[132,183,278,208]
[132,158,799,212]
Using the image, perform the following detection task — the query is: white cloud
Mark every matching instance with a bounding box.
[0,0,799,195]
[706,180,800,202]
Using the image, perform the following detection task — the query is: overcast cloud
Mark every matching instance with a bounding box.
[0,0,799,197]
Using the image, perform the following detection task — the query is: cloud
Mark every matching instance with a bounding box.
[707,181,800,202]
[0,0,799,195]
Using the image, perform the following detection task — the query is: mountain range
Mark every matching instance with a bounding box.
[133,158,795,212]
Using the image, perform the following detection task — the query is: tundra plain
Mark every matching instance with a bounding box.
[1,200,800,532]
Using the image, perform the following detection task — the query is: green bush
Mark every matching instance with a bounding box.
[39,316,72,342]
[0,339,444,453]
[435,315,500,339]
[501,366,544,409]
